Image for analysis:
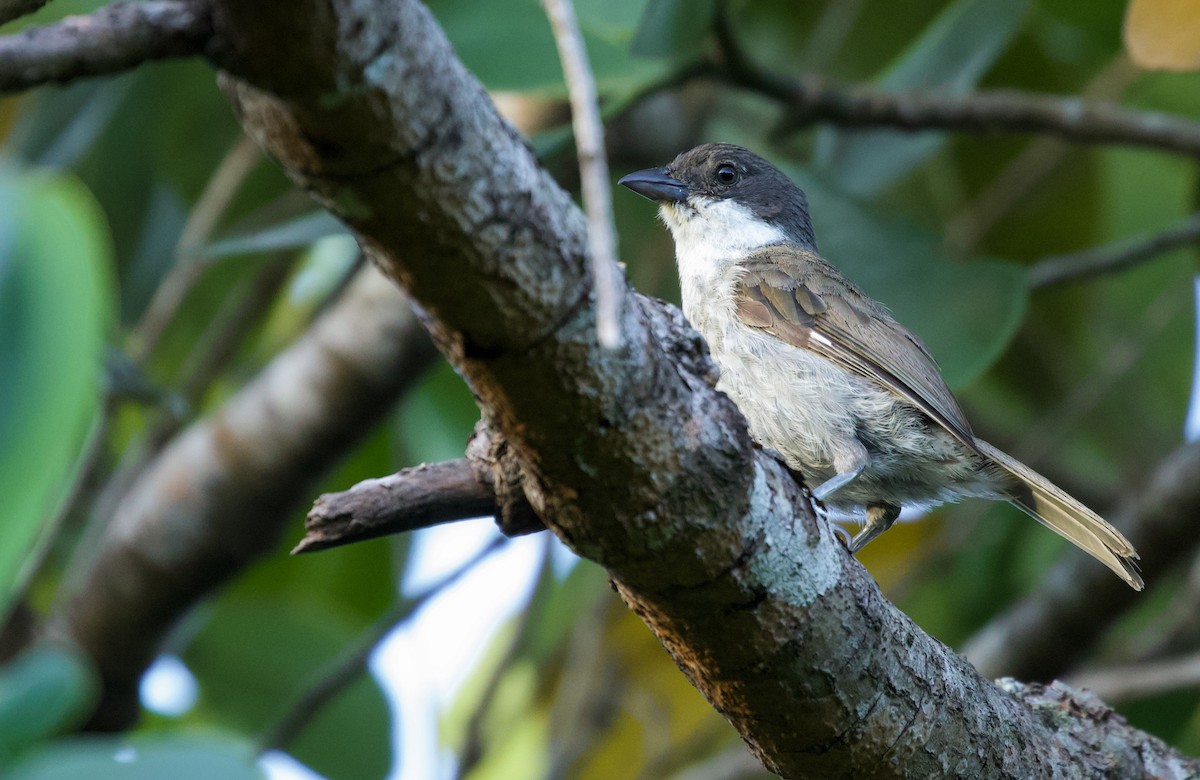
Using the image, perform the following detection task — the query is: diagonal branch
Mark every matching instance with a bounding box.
[964,441,1200,681]
[206,0,1200,775]
[0,0,49,27]
[49,268,438,730]
[0,0,213,94]
[712,9,1200,160]
[1029,212,1200,288]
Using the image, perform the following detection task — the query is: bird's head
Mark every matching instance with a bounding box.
[619,144,817,254]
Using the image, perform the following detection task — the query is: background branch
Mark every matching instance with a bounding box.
[964,441,1200,681]
[49,267,438,730]
[713,11,1200,159]
[0,0,214,94]
[260,537,505,752]
[1030,212,1200,288]
[0,0,49,27]
[1067,652,1200,705]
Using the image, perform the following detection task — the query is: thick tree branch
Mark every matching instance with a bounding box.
[0,0,213,94]
[964,441,1200,681]
[206,0,1200,775]
[50,268,437,730]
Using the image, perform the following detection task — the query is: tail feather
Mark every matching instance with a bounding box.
[975,440,1143,591]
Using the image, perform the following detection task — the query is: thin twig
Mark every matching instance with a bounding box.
[1030,212,1200,289]
[259,537,507,752]
[0,0,212,94]
[455,536,554,778]
[131,134,262,362]
[177,253,295,402]
[1067,652,1200,704]
[0,0,49,27]
[711,11,1200,161]
[541,0,623,348]
[297,459,507,553]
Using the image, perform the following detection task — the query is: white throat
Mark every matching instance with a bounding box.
[660,197,788,315]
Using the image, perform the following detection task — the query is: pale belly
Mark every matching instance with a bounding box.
[700,314,1005,512]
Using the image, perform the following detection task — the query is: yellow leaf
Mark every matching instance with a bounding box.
[1125,0,1200,71]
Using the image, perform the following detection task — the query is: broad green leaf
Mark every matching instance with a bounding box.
[0,170,112,614]
[0,646,98,763]
[428,0,667,96]
[577,0,652,46]
[630,0,717,59]
[814,0,1028,196]
[397,359,481,465]
[6,734,264,780]
[182,598,391,780]
[788,167,1028,389]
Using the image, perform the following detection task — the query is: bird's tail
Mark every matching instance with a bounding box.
[975,439,1143,591]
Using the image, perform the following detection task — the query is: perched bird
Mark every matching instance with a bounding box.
[619,143,1142,590]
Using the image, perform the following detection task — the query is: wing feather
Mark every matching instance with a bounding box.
[733,246,975,447]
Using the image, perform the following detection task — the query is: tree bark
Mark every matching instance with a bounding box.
[201,0,1200,776]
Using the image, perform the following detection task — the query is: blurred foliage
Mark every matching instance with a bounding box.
[2,0,1200,778]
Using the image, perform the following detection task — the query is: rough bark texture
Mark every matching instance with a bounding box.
[51,268,437,729]
[0,0,213,94]
[298,459,506,553]
[203,0,1200,776]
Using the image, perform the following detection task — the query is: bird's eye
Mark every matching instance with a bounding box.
[716,164,737,184]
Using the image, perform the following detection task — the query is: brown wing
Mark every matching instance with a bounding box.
[734,246,975,446]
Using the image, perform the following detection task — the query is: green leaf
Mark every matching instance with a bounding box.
[182,598,392,780]
[428,0,667,96]
[0,170,113,614]
[813,0,1028,196]
[199,212,346,261]
[397,359,481,465]
[0,646,98,763]
[6,734,264,780]
[790,167,1028,388]
[630,0,717,59]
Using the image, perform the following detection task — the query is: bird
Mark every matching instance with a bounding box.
[618,143,1143,590]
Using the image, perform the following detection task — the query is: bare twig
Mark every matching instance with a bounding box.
[177,253,296,402]
[296,459,502,553]
[0,0,49,27]
[132,134,263,362]
[260,537,506,752]
[541,0,623,348]
[1068,652,1200,704]
[712,14,1200,161]
[1030,212,1200,288]
[0,0,213,94]
[455,536,553,778]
